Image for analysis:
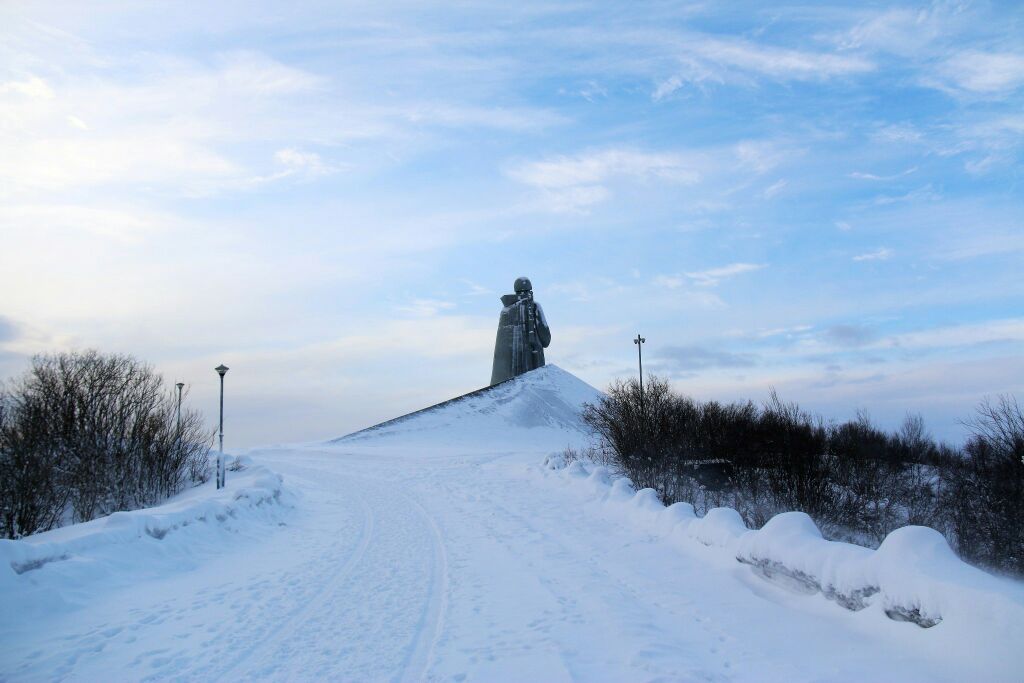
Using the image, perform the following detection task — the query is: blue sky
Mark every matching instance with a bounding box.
[1,0,1022,446]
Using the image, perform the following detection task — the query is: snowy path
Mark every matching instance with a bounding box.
[0,444,1000,682]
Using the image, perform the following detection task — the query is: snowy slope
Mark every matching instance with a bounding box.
[1,365,1021,682]
[334,363,602,450]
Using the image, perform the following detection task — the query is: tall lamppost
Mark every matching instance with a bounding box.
[215,365,229,489]
[634,333,647,452]
[175,382,184,437]
[633,333,646,415]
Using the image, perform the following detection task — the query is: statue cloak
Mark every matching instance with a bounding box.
[490,294,551,385]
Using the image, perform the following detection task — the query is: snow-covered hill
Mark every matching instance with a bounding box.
[334,364,602,450]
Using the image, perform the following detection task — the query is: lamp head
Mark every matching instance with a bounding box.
[215,364,229,377]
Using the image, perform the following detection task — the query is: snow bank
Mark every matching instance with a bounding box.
[538,456,1024,635]
[0,457,291,622]
[737,512,1024,630]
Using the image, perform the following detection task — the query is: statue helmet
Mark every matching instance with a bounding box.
[514,276,532,293]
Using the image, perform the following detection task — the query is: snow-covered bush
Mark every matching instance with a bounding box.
[581,376,1024,574]
[0,350,213,538]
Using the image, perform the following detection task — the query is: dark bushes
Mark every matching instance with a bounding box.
[581,376,1024,575]
[948,396,1024,572]
[0,350,212,539]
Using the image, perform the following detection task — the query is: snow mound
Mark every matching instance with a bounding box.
[333,364,602,450]
[538,457,1024,640]
[0,459,291,624]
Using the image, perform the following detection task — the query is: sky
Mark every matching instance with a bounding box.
[1,0,1022,447]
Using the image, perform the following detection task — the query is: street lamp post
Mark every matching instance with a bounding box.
[634,334,647,453]
[175,382,184,438]
[633,333,646,416]
[215,365,229,489]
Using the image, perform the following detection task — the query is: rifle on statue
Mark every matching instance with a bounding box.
[522,290,541,362]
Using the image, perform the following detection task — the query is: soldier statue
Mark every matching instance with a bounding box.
[490,277,551,385]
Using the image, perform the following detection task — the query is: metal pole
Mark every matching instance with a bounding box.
[215,365,228,489]
[175,382,184,437]
[218,372,224,489]
[633,333,646,415]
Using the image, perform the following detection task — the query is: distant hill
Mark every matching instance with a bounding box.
[332,365,602,449]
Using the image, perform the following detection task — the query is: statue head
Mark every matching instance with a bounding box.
[513,276,532,295]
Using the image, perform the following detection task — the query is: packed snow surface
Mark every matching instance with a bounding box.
[1,366,1021,681]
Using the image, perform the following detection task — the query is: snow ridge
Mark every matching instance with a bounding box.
[539,456,1024,678]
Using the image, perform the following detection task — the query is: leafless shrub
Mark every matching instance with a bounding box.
[0,350,212,538]
[582,375,1023,574]
[948,396,1024,573]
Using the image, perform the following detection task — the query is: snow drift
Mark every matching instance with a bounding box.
[539,456,1024,672]
[333,364,602,450]
[0,458,290,626]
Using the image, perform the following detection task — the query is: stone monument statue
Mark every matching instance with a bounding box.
[490,277,551,385]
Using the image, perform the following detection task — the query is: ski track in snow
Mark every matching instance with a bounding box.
[0,442,1014,681]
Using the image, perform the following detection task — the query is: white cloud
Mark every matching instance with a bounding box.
[216,50,324,95]
[656,263,766,290]
[733,140,789,174]
[686,262,766,287]
[275,148,336,176]
[871,185,941,206]
[655,36,873,95]
[508,148,700,212]
[937,51,1024,95]
[0,75,55,98]
[509,149,700,189]
[653,274,686,289]
[827,7,944,55]
[849,167,917,181]
[762,179,787,199]
[852,247,893,262]
[692,38,874,80]
[0,52,324,196]
[652,75,684,101]
[872,123,924,144]
[65,114,89,130]
[399,102,567,131]
[889,319,1024,351]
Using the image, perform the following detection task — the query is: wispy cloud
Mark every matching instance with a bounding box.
[0,75,55,98]
[852,248,893,262]
[849,167,917,181]
[509,148,700,188]
[507,148,701,212]
[654,345,758,372]
[763,178,787,199]
[655,263,767,291]
[685,263,767,287]
[871,186,941,206]
[824,324,875,347]
[652,35,874,97]
[935,51,1024,96]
